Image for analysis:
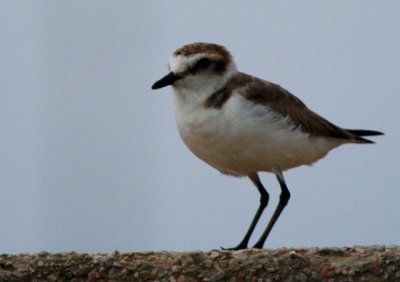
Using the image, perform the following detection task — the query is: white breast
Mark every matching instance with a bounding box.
[173,89,341,176]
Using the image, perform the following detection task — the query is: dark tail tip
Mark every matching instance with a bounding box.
[345,129,384,144]
[346,129,384,137]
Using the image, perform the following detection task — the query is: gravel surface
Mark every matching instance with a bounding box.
[1,246,400,281]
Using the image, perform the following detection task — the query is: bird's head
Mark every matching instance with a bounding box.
[152,42,237,93]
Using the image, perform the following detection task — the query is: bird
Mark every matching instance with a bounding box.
[151,42,383,250]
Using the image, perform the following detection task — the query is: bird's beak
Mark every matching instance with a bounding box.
[151,72,183,89]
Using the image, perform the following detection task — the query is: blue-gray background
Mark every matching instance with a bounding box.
[1,1,399,254]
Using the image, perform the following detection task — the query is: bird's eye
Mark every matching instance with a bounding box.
[194,58,211,70]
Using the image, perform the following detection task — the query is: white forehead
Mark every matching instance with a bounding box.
[168,54,207,74]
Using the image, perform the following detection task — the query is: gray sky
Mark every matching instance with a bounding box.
[1,1,399,254]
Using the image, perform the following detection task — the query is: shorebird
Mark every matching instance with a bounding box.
[151,42,383,250]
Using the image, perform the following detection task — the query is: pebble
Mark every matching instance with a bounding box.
[210,251,220,259]
[232,251,247,261]
[204,259,213,268]
[228,259,240,272]
[209,271,225,282]
[46,273,59,281]
[266,266,277,273]
[297,272,307,282]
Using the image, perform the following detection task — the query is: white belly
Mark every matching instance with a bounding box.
[174,92,341,176]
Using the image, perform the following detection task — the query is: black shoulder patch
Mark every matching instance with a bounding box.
[204,87,232,109]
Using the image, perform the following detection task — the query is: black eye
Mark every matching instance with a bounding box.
[194,58,211,70]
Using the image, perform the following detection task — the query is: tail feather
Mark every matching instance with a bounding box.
[343,129,384,144]
[346,129,384,137]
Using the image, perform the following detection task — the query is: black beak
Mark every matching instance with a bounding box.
[151,72,183,89]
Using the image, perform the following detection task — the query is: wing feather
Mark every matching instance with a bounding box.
[226,72,375,143]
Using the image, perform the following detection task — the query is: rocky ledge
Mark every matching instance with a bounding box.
[1,246,400,281]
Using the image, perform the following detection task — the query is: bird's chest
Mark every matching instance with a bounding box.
[173,92,237,163]
[175,104,228,151]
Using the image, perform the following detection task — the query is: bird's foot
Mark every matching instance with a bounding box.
[220,242,248,251]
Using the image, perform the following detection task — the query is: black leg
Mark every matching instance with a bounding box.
[253,169,290,249]
[222,173,269,250]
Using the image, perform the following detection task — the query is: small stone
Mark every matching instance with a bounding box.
[228,259,240,272]
[46,273,59,282]
[204,259,213,268]
[210,271,225,282]
[219,259,228,268]
[109,268,119,279]
[297,273,307,282]
[113,261,122,268]
[177,274,186,282]
[232,252,247,261]
[387,265,395,272]
[311,271,318,279]
[210,251,220,259]
[182,254,195,266]
[321,265,331,278]
[395,270,400,278]
[318,247,345,256]
[383,272,390,280]
[191,252,204,263]
[142,262,155,270]
[38,251,50,257]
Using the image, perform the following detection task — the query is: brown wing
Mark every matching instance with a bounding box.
[231,72,373,143]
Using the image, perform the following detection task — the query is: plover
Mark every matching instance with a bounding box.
[151,42,383,249]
